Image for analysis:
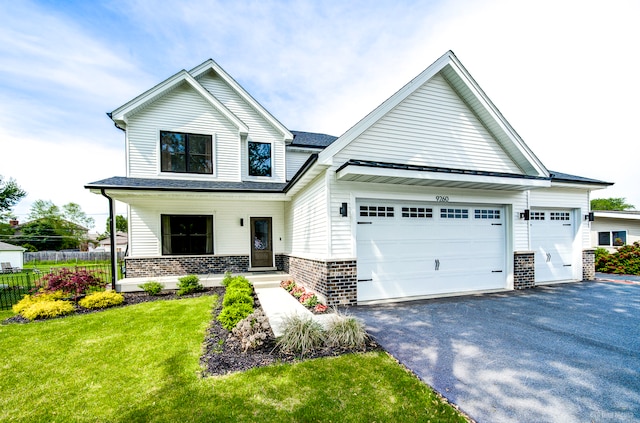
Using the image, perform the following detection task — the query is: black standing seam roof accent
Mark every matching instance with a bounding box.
[336,159,551,181]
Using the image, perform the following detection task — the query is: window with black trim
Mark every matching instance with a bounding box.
[161,215,213,255]
[359,206,394,217]
[550,212,570,221]
[160,131,212,174]
[402,207,433,218]
[598,231,626,246]
[531,212,545,220]
[440,208,469,219]
[248,141,272,177]
[474,209,501,219]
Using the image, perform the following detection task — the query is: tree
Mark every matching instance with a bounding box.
[105,215,128,234]
[0,175,26,222]
[590,197,635,211]
[17,200,95,251]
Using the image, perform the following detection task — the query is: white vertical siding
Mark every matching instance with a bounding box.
[127,196,285,257]
[127,83,240,181]
[197,72,286,182]
[285,174,328,258]
[333,74,522,175]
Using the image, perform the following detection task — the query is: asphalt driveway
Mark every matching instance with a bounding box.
[349,281,640,423]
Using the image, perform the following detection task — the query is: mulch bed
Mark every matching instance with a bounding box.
[2,287,381,376]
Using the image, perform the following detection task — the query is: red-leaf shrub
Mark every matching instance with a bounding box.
[41,268,107,301]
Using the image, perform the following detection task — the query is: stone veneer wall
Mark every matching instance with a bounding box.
[283,256,358,306]
[125,255,251,278]
[513,251,535,289]
[582,249,595,281]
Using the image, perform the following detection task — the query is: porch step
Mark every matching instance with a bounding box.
[115,271,290,292]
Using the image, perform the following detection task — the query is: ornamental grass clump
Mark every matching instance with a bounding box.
[177,275,203,296]
[325,313,368,349]
[277,314,325,356]
[79,291,124,309]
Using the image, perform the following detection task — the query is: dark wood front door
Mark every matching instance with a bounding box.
[250,217,273,268]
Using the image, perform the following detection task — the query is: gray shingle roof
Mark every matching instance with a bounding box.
[0,241,25,251]
[290,130,338,148]
[549,171,613,186]
[85,177,287,192]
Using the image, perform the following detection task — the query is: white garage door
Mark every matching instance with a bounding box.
[530,209,575,283]
[356,200,506,302]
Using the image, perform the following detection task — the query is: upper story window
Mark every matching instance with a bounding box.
[248,141,272,177]
[160,131,213,174]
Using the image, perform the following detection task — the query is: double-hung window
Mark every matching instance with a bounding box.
[160,131,213,174]
[161,215,213,255]
[248,141,272,177]
[598,230,627,247]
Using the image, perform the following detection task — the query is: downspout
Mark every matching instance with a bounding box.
[101,189,118,291]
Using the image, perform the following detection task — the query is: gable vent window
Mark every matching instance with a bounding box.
[550,212,571,221]
[440,208,469,219]
[160,131,213,174]
[360,206,394,217]
[402,207,433,218]
[475,209,501,219]
[530,212,545,220]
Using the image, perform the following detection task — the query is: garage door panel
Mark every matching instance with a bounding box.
[357,201,506,301]
[530,209,575,283]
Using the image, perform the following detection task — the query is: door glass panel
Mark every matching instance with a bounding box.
[254,220,269,250]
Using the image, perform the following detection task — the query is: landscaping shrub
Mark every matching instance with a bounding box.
[222,289,253,307]
[280,279,295,291]
[12,290,66,314]
[138,280,164,296]
[232,309,271,351]
[79,291,124,309]
[299,292,319,307]
[325,313,367,349]
[177,275,203,296]
[217,302,254,331]
[596,241,640,275]
[19,300,75,321]
[291,285,305,298]
[40,268,106,300]
[226,275,253,292]
[221,271,234,286]
[277,314,325,356]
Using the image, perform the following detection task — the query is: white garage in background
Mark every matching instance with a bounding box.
[0,241,25,271]
[356,199,506,302]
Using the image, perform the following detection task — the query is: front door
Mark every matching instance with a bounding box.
[251,217,273,268]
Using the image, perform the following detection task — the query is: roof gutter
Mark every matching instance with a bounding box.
[101,189,118,291]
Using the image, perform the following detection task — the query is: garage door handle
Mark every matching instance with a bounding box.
[563,264,572,267]
[546,253,551,262]
[358,222,372,225]
[492,270,503,273]
[435,259,440,271]
[357,279,373,282]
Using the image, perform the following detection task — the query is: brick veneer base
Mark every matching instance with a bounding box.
[582,249,595,281]
[284,256,357,306]
[514,251,535,289]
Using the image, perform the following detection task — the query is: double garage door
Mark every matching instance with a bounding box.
[356,200,506,302]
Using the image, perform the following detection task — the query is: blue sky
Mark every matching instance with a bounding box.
[1,0,639,232]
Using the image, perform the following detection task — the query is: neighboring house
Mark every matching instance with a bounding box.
[591,210,640,251]
[86,51,612,305]
[95,232,129,253]
[0,241,26,271]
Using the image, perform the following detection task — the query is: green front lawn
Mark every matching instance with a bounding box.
[0,295,467,422]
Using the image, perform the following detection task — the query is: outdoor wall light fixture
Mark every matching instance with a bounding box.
[519,209,530,220]
[240,218,244,226]
[584,212,594,222]
[339,202,348,217]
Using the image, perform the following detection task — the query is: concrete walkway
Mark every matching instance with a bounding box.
[251,278,335,338]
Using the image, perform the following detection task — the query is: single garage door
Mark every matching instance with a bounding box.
[356,200,506,302]
[530,209,575,283]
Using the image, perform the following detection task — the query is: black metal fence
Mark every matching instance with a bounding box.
[0,264,120,310]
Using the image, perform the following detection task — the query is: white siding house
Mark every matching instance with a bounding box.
[590,210,640,251]
[0,241,25,271]
[87,51,612,305]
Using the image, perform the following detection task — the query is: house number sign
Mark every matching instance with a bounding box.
[435,195,450,202]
